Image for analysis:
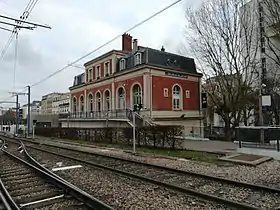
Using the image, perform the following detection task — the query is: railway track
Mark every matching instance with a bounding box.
[0,137,114,210]
[6,136,280,209]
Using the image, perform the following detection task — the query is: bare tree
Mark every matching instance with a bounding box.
[261,0,280,66]
[184,0,259,140]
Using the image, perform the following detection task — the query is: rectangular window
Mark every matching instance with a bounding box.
[186,90,190,98]
[135,53,141,65]
[96,66,100,78]
[164,88,168,97]
[105,62,110,76]
[261,47,265,53]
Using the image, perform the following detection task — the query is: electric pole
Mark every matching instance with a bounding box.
[258,0,265,144]
[9,91,28,136]
[27,85,31,136]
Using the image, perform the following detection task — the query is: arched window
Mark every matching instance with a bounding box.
[88,94,93,112]
[73,97,77,113]
[132,84,142,106]
[118,87,126,109]
[80,95,84,112]
[104,90,110,110]
[172,85,181,110]
[96,92,102,112]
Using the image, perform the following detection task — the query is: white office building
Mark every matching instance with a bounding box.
[52,93,70,114]
[22,101,41,119]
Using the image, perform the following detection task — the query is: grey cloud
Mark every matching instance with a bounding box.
[0,0,202,106]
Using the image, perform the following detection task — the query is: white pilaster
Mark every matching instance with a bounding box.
[112,81,115,110]
[84,89,87,113]
[112,56,116,74]
[143,73,150,109]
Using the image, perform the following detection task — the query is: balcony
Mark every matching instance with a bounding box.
[59,109,133,120]
[58,109,151,127]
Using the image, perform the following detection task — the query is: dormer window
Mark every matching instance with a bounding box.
[96,65,100,79]
[120,59,126,70]
[135,53,141,65]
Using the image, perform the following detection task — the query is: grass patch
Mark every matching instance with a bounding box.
[45,137,222,163]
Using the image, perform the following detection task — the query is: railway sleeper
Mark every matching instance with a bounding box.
[9,185,55,197]
[0,168,31,176]
[5,180,45,192]
[14,191,63,205]
[19,194,66,209]
[1,173,35,182]
[0,204,4,210]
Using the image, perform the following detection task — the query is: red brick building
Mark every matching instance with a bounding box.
[61,33,203,135]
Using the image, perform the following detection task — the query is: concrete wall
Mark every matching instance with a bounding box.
[32,114,59,127]
[60,119,130,128]
[155,119,203,137]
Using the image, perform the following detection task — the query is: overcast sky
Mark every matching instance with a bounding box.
[0,0,202,108]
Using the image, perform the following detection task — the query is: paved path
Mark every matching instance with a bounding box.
[182,140,238,154]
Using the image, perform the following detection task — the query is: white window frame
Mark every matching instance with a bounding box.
[164,88,168,97]
[135,53,141,65]
[105,62,110,76]
[120,59,126,70]
[172,85,181,110]
[88,68,92,82]
[96,65,101,78]
[185,90,190,98]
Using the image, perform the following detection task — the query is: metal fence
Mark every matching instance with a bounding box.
[59,109,132,120]
[235,126,280,151]
[35,126,184,149]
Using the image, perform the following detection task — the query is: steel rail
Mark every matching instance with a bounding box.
[4,137,260,210]
[16,136,280,194]
[1,137,114,210]
[20,141,114,210]
[5,135,279,209]
[0,138,19,210]
[25,144,261,209]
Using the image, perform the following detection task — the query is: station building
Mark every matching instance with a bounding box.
[60,33,203,136]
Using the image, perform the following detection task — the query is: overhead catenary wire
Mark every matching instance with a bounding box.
[0,0,39,102]
[30,0,182,88]
[13,32,19,88]
[0,0,39,61]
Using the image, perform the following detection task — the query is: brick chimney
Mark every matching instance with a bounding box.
[122,33,132,52]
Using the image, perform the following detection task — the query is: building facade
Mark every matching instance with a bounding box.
[63,34,203,135]
[52,92,70,114]
[244,0,280,82]
[41,92,63,115]
[22,100,41,119]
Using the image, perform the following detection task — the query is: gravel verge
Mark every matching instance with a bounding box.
[27,148,233,210]
[33,139,280,188]
[27,144,280,209]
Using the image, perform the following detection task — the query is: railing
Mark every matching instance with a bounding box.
[59,108,157,127]
[236,126,280,151]
[59,109,132,120]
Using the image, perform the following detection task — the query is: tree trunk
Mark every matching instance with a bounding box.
[224,114,232,141]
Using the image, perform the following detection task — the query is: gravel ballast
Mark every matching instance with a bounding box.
[26,144,280,209]
[27,148,232,210]
[34,139,280,188]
